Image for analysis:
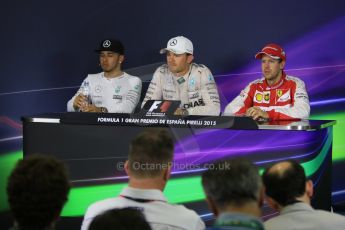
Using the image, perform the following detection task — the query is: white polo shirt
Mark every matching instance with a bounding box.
[67,72,142,113]
[81,187,205,230]
[141,63,220,116]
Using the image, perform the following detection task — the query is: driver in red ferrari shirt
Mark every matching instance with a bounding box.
[224,43,310,121]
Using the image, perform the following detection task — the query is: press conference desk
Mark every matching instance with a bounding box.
[22,113,335,219]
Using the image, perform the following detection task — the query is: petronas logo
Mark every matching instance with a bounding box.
[115,86,121,93]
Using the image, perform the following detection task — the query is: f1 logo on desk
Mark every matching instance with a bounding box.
[144,100,180,117]
[148,101,172,113]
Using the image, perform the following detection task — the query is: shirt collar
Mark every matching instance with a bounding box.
[280,202,314,215]
[101,72,126,80]
[120,186,167,203]
[214,212,264,230]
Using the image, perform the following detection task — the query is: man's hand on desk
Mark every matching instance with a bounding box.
[80,105,108,113]
[246,107,269,121]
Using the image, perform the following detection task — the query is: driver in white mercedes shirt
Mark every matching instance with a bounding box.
[67,38,142,113]
[142,36,220,116]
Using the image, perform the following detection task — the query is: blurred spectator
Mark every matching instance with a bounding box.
[82,129,205,230]
[202,158,264,230]
[88,208,151,230]
[7,155,70,230]
[263,160,345,230]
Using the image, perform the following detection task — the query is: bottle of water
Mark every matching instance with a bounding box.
[81,81,91,109]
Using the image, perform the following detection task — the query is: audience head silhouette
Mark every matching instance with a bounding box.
[262,160,313,209]
[126,128,174,183]
[202,158,263,217]
[89,208,151,230]
[7,155,70,230]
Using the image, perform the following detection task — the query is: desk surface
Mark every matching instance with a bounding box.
[257,119,336,130]
[22,112,336,131]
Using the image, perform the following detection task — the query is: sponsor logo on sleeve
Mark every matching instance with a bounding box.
[239,90,246,98]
